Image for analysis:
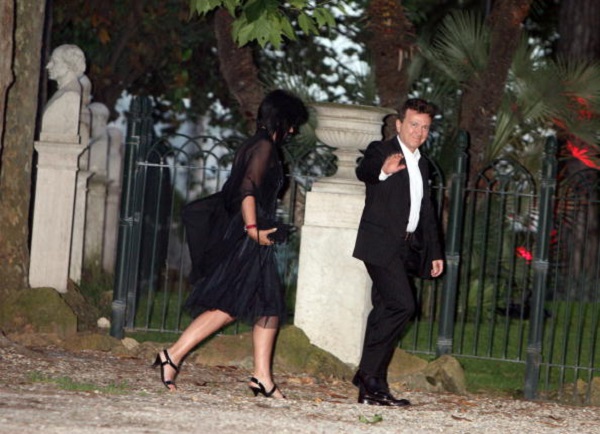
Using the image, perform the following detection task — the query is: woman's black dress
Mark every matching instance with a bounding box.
[184,130,286,326]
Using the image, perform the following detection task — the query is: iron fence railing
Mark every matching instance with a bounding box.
[111,97,600,405]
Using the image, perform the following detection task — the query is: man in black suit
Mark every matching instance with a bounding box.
[352,98,444,407]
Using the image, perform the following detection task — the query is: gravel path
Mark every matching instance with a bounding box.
[1,338,599,433]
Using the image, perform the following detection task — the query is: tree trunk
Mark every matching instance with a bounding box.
[366,0,415,114]
[557,0,600,61]
[556,0,600,281]
[0,0,15,155]
[213,9,264,133]
[554,0,600,166]
[0,0,47,295]
[458,0,532,183]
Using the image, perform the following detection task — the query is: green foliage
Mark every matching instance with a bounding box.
[491,45,600,168]
[426,10,490,84]
[417,9,600,172]
[190,0,336,48]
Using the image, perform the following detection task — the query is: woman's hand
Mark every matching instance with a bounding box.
[246,227,277,245]
[241,196,276,245]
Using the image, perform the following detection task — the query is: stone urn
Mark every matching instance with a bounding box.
[295,102,396,366]
[311,102,396,181]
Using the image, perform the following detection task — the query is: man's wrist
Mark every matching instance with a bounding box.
[379,169,391,181]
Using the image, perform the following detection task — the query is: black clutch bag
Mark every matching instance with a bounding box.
[258,219,296,244]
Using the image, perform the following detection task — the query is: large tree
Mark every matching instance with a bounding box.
[0,1,14,150]
[557,0,600,61]
[52,0,342,134]
[213,9,263,132]
[458,0,533,180]
[555,0,600,278]
[555,0,600,167]
[0,0,47,295]
[364,0,415,111]
[52,0,218,123]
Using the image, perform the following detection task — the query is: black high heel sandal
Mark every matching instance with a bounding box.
[249,376,285,398]
[152,349,179,390]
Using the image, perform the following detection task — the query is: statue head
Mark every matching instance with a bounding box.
[46,44,86,88]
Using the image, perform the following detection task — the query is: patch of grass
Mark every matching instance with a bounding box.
[28,371,129,394]
[125,330,182,343]
[133,289,193,332]
[457,358,525,398]
[400,299,600,396]
[79,262,114,318]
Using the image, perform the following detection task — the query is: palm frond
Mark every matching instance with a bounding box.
[555,58,600,100]
[424,10,490,84]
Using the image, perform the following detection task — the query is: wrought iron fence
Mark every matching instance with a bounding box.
[111,97,600,405]
[110,97,329,338]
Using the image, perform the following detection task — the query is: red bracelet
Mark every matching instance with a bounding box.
[244,224,257,232]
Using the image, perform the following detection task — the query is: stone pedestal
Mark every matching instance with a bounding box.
[69,102,91,284]
[29,140,85,292]
[102,127,124,273]
[84,176,108,267]
[69,162,91,283]
[84,102,110,269]
[294,103,395,366]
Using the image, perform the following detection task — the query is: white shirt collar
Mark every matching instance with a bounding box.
[397,136,421,163]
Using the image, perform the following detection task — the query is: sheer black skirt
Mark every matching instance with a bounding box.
[184,214,286,328]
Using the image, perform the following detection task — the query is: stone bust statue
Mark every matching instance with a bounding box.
[40,44,87,141]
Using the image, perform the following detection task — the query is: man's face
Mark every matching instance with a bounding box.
[395,109,432,153]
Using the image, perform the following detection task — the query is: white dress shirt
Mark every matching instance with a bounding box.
[379,137,423,233]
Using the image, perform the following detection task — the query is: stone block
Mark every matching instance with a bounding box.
[422,354,467,395]
[0,287,77,337]
[590,377,600,406]
[388,348,429,380]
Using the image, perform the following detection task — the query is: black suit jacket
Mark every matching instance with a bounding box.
[353,137,443,271]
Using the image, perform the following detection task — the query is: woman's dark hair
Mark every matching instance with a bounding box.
[256,89,309,146]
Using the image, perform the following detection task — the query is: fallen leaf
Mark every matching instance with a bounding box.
[451,415,472,422]
[359,414,383,424]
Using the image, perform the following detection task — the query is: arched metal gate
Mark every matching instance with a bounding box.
[110,97,600,404]
[110,96,330,338]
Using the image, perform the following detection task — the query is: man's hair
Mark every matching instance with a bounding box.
[398,98,437,121]
[256,89,309,146]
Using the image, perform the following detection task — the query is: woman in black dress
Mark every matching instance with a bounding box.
[153,90,308,398]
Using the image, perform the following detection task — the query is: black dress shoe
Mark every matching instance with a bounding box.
[352,369,385,392]
[353,370,410,407]
[358,389,411,407]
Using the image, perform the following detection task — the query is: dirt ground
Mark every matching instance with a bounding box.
[1,335,599,434]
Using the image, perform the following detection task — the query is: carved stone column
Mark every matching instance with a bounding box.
[295,103,395,365]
